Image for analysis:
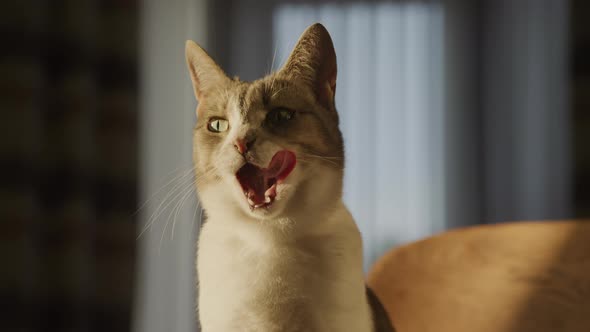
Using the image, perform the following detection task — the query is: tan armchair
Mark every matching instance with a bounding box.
[368,221,590,332]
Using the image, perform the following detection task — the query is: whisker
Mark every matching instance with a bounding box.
[159,179,197,252]
[134,166,195,216]
[137,176,196,240]
[297,157,329,167]
[170,183,197,241]
[298,152,342,167]
[194,167,218,188]
[165,175,209,245]
[143,169,195,222]
[269,44,278,74]
[274,144,343,168]
[271,86,288,99]
[301,151,343,160]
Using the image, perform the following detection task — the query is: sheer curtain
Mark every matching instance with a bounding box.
[273,2,446,268]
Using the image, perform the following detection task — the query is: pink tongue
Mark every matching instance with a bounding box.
[264,150,296,180]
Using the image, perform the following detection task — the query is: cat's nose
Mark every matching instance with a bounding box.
[234,138,248,154]
[234,137,256,155]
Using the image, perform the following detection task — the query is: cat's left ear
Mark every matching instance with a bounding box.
[185,40,230,101]
[280,23,337,110]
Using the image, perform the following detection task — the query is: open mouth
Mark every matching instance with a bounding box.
[236,150,296,209]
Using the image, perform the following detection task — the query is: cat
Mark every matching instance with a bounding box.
[186,23,394,332]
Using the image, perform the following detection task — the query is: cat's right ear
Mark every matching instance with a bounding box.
[279,23,337,110]
[185,40,230,101]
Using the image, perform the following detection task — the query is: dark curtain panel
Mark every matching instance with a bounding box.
[1,1,138,331]
[572,0,590,218]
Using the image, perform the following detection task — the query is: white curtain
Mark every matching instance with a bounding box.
[274,2,446,269]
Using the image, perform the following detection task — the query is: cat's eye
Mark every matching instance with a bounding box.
[266,108,295,126]
[207,118,229,133]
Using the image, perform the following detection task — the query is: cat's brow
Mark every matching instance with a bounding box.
[238,85,248,116]
[262,81,272,106]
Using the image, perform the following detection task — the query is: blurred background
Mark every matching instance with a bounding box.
[1,0,588,331]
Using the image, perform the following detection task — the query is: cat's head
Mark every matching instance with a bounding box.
[186,23,344,222]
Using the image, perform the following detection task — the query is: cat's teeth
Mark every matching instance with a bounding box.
[247,197,255,206]
[264,196,271,203]
[264,184,277,198]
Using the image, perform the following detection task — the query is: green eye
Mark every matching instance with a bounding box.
[267,108,295,126]
[207,118,229,132]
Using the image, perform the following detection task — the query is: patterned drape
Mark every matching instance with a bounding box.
[1,1,138,331]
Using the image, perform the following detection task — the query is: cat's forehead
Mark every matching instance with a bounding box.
[225,81,264,121]
[236,78,282,107]
[226,77,290,112]
[243,76,314,109]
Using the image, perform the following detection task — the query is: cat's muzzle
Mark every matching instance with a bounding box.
[235,150,296,209]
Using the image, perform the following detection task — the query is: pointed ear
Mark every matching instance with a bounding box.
[280,23,337,109]
[185,40,230,101]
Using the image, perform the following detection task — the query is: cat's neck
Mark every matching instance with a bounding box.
[197,199,372,332]
[199,198,365,284]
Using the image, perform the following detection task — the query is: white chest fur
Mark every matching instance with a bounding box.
[196,204,373,332]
